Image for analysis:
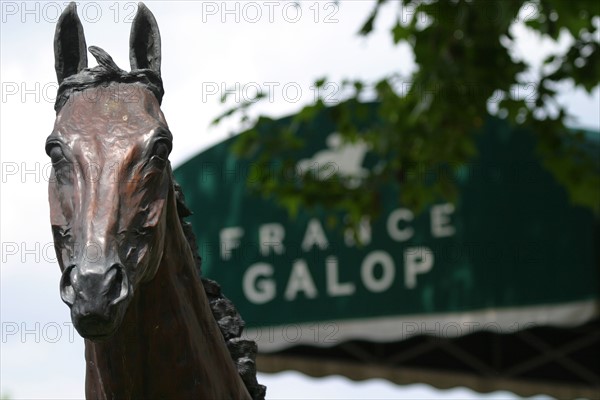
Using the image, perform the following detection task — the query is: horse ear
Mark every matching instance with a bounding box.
[54,2,88,84]
[129,3,161,75]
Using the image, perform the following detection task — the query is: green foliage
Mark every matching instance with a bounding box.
[213,0,600,227]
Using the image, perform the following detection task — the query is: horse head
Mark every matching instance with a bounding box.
[47,3,171,340]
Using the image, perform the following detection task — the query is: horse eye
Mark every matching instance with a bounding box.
[153,141,171,160]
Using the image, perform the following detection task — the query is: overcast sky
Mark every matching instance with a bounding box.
[1,1,597,398]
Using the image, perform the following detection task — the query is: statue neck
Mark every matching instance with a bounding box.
[84,184,250,399]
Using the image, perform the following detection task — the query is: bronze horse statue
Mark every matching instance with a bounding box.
[46,3,265,398]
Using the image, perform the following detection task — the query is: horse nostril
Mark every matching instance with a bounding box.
[106,264,129,306]
[59,265,76,306]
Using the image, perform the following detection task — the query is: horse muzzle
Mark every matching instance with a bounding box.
[60,263,131,340]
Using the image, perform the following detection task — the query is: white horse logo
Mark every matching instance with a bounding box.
[297,133,369,188]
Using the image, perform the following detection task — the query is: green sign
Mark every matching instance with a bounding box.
[174,104,599,351]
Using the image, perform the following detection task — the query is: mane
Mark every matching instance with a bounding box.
[57,46,265,400]
[54,46,164,113]
[174,179,266,400]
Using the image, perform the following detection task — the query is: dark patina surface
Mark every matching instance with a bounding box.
[48,3,265,398]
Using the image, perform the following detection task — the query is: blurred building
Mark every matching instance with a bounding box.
[175,104,599,398]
